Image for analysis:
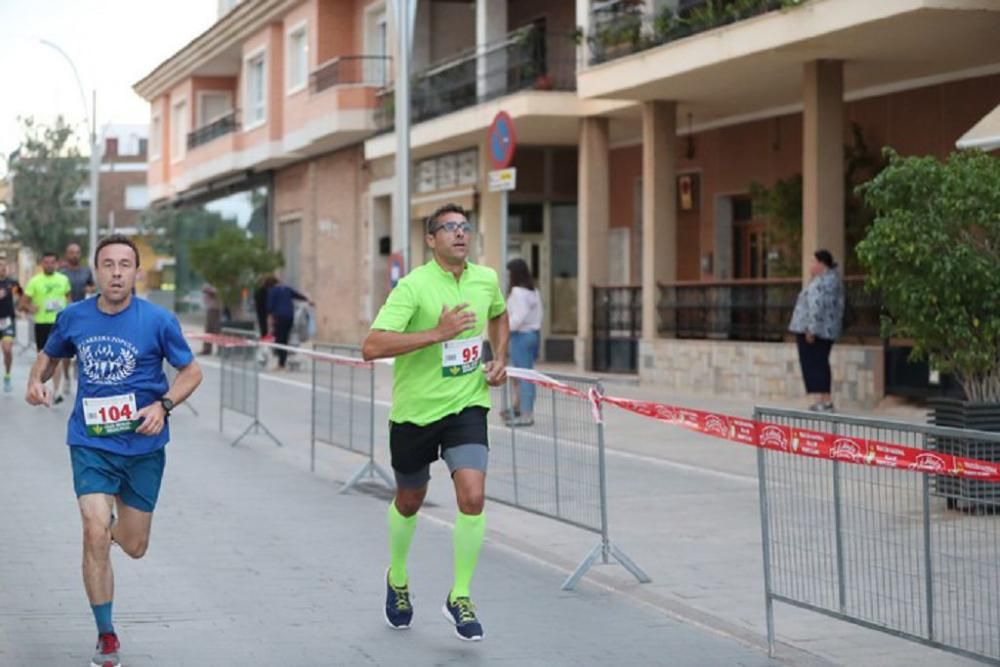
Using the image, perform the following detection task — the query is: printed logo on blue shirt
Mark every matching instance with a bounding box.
[78,336,139,385]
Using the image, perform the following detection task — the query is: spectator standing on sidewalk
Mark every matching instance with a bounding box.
[200,284,222,355]
[789,249,845,412]
[266,278,313,370]
[504,258,542,427]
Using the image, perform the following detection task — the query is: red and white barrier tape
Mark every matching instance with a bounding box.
[186,332,1000,482]
[505,368,1000,483]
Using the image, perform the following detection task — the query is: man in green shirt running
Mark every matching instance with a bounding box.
[363,203,509,642]
[22,251,72,403]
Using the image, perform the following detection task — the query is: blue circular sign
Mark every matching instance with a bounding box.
[488,111,517,170]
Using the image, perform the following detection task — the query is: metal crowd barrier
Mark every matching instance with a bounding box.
[219,328,282,448]
[490,373,650,590]
[755,406,1000,665]
[310,343,394,493]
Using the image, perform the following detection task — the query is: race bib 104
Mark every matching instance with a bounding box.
[83,394,140,436]
[442,336,482,377]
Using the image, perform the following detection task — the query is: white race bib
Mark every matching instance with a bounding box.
[442,336,482,377]
[0,317,10,329]
[83,393,140,436]
[45,299,63,312]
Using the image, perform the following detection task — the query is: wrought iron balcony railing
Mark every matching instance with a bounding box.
[311,55,392,94]
[588,0,796,66]
[375,25,576,132]
[187,111,239,150]
[657,276,882,342]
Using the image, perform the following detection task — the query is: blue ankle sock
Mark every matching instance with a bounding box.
[91,601,114,635]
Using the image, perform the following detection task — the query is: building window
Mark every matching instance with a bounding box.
[245,52,267,128]
[287,25,308,94]
[150,114,161,160]
[198,92,233,127]
[125,185,149,210]
[170,100,187,162]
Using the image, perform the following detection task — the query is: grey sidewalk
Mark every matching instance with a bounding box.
[194,345,978,667]
[0,353,783,666]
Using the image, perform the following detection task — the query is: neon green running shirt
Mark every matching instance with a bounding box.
[24,271,71,325]
[371,260,506,426]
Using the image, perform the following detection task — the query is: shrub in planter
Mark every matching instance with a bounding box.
[857,149,1000,508]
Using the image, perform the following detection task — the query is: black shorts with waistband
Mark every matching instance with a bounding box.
[389,406,489,475]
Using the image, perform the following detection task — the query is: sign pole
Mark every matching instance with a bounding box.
[500,190,509,294]
[394,0,414,273]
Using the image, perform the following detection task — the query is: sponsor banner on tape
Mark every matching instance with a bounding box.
[184,336,1000,482]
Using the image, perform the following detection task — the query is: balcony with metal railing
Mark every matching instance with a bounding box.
[187,110,239,150]
[374,24,577,133]
[587,0,800,66]
[310,55,392,94]
[656,276,882,342]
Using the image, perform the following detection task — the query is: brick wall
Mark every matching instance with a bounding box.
[640,338,885,409]
[273,145,372,345]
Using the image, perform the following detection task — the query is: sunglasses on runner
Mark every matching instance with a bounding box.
[430,221,473,235]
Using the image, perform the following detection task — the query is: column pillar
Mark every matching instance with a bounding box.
[641,100,677,343]
[802,60,844,282]
[575,116,610,371]
[476,0,507,101]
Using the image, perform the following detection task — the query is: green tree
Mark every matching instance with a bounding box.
[750,174,802,277]
[857,149,1000,403]
[4,116,87,256]
[751,123,885,277]
[190,226,283,314]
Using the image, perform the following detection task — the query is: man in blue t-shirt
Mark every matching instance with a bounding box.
[25,234,203,667]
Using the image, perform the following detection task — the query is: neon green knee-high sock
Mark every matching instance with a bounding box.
[451,511,486,601]
[387,502,417,587]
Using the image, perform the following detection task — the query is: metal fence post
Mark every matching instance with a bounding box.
[551,388,561,518]
[218,346,225,434]
[505,379,519,507]
[346,364,355,450]
[562,381,650,591]
[597,394,611,566]
[755,409,776,658]
[923,469,935,642]
[310,354,317,473]
[832,460,847,614]
[832,419,847,614]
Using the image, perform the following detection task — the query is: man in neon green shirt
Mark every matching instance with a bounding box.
[22,251,71,403]
[363,203,509,642]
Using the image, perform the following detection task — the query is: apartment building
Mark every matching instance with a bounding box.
[136,0,1000,406]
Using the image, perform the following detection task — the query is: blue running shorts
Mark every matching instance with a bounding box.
[70,445,166,512]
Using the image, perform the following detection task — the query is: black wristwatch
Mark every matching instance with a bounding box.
[159,397,175,415]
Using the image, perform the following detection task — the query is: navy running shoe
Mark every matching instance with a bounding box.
[442,594,484,641]
[384,568,413,629]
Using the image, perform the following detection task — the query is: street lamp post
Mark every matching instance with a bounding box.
[40,39,99,260]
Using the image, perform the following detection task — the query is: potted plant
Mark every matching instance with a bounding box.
[534,73,554,90]
[857,149,1000,508]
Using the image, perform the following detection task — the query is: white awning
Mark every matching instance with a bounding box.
[957,104,1000,151]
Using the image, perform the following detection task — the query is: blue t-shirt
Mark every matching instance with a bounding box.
[44,297,194,456]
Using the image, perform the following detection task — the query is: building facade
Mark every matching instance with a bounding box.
[136,0,1000,406]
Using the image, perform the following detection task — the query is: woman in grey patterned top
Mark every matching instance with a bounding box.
[789,250,845,412]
